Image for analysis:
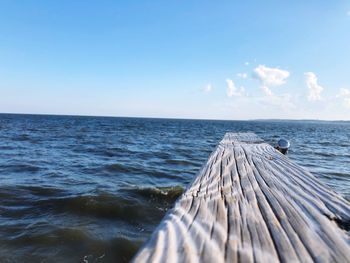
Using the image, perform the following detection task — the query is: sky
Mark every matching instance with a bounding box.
[0,0,350,120]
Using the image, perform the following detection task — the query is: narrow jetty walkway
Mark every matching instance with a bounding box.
[133,133,350,263]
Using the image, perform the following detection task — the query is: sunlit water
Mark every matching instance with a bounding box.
[0,114,349,262]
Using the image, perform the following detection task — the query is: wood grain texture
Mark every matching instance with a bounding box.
[132,133,350,263]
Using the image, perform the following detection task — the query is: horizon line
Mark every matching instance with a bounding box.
[0,111,349,123]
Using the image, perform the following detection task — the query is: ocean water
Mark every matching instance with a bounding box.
[0,114,349,262]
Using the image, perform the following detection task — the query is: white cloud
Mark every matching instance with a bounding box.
[344,98,350,108]
[337,88,350,108]
[305,72,323,101]
[260,86,273,96]
[254,65,290,87]
[237,73,248,79]
[338,88,350,96]
[226,79,245,97]
[253,65,290,96]
[203,84,212,93]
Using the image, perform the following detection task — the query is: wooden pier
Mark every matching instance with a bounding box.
[132,133,350,262]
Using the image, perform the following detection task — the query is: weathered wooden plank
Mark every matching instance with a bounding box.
[132,133,350,263]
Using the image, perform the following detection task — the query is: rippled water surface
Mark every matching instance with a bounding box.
[0,114,349,262]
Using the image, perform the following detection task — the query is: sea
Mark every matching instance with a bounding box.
[0,114,349,262]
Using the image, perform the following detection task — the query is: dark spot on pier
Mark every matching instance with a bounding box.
[327,215,350,231]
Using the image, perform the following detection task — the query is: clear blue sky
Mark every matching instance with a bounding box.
[1,0,350,120]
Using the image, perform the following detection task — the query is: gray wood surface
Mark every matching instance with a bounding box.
[132,133,350,263]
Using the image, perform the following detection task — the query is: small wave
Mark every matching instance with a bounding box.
[91,147,136,157]
[103,163,181,179]
[313,151,338,158]
[321,172,350,180]
[6,228,141,263]
[165,159,199,166]
[152,151,172,159]
[13,134,31,141]
[10,134,40,144]
[1,184,184,220]
[121,185,184,203]
[318,141,332,146]
[0,185,65,201]
[0,163,41,173]
[15,185,184,222]
[104,163,132,173]
[23,185,66,197]
[0,145,15,150]
[0,187,23,200]
[8,227,89,246]
[37,192,167,221]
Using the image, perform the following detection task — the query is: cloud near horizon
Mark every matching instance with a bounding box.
[337,88,350,108]
[305,72,323,101]
[203,84,212,93]
[253,65,290,96]
[226,79,245,97]
[206,65,345,116]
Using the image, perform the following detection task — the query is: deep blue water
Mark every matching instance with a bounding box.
[0,114,349,262]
